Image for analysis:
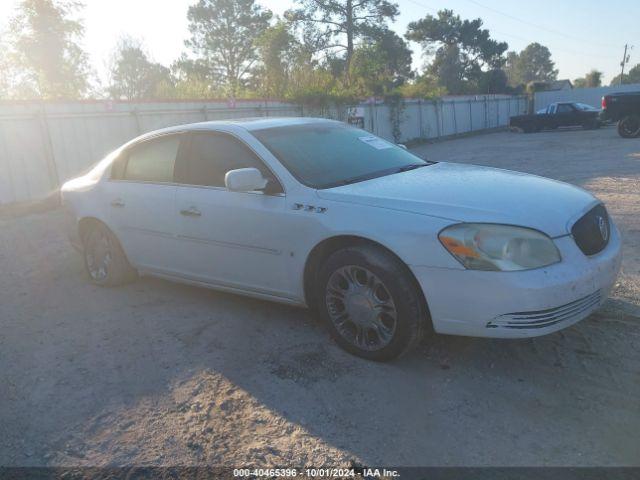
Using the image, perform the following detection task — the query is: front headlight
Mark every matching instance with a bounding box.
[438,223,561,271]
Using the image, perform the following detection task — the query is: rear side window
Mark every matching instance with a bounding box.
[121,135,181,183]
[556,104,573,114]
[110,151,127,180]
[176,132,281,192]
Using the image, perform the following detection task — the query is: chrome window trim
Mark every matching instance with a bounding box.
[107,127,287,197]
[179,129,287,195]
[111,130,188,183]
[106,178,285,197]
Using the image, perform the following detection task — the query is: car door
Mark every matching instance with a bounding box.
[554,103,576,127]
[173,130,294,298]
[537,104,555,129]
[106,132,186,273]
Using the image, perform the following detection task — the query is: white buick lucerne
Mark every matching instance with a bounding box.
[62,118,622,361]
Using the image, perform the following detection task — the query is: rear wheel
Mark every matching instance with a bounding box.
[315,245,426,361]
[82,223,137,286]
[617,115,640,138]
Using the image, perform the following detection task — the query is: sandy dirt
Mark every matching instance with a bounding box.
[1,126,639,467]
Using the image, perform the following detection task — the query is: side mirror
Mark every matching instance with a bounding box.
[224,168,268,192]
[398,144,408,150]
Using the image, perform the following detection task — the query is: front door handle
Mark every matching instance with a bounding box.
[110,199,125,208]
[180,207,202,217]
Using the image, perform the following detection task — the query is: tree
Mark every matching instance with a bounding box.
[170,55,225,98]
[254,20,297,98]
[504,43,557,86]
[186,0,272,98]
[398,74,446,99]
[0,33,11,98]
[285,45,345,104]
[477,68,509,94]
[5,0,90,98]
[573,78,586,88]
[107,37,174,100]
[288,0,399,81]
[610,64,640,86]
[405,9,508,94]
[573,69,602,89]
[349,28,413,96]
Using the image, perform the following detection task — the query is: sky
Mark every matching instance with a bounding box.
[0,0,638,86]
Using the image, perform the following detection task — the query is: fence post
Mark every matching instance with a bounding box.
[484,97,488,129]
[372,102,377,134]
[418,99,423,139]
[469,100,473,131]
[202,105,209,121]
[434,100,441,138]
[452,101,458,134]
[496,98,500,126]
[131,108,142,134]
[37,104,61,198]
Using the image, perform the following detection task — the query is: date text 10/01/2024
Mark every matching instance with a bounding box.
[232,468,400,477]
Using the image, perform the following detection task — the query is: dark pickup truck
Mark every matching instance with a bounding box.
[600,92,640,138]
[509,102,600,133]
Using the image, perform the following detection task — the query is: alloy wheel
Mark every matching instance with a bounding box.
[85,230,112,282]
[325,265,398,351]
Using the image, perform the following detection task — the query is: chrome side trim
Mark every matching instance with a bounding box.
[176,234,282,255]
[121,226,174,239]
[139,267,306,307]
[118,226,282,254]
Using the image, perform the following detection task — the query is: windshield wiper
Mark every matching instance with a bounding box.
[338,174,378,186]
[395,163,428,173]
[324,163,430,188]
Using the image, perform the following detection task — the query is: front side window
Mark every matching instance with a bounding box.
[251,123,430,189]
[122,135,181,183]
[175,132,282,192]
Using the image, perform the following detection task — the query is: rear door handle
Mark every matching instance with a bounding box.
[110,199,125,208]
[180,207,202,217]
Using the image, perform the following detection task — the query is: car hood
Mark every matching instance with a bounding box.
[316,162,598,237]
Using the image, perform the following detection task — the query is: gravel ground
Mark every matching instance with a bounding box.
[1,126,639,467]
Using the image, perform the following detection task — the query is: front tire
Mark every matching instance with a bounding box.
[315,245,426,361]
[617,115,640,138]
[82,223,137,286]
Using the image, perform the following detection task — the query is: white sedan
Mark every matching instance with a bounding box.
[62,118,622,361]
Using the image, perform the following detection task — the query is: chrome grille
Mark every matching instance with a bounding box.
[487,290,602,329]
[572,204,610,256]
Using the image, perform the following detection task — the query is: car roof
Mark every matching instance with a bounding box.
[139,117,342,138]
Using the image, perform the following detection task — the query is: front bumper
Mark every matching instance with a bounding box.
[410,224,622,338]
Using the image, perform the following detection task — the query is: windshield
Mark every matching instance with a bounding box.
[574,103,598,111]
[251,123,430,189]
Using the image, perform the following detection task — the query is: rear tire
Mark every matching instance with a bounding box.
[617,115,640,138]
[315,244,427,361]
[82,223,137,286]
